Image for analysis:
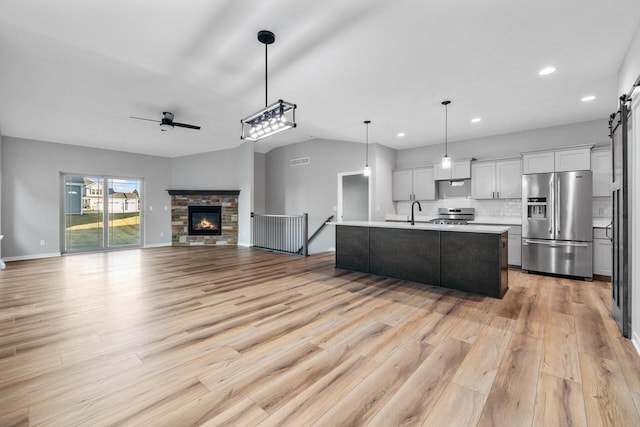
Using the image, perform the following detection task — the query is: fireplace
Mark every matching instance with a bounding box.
[188,205,222,236]
[168,190,239,246]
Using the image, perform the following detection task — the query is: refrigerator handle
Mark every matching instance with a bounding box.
[524,239,590,248]
[556,179,561,235]
[606,221,613,242]
[549,179,554,235]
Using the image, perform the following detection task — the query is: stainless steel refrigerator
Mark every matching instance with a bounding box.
[522,171,593,279]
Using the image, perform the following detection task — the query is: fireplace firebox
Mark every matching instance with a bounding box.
[188,205,222,236]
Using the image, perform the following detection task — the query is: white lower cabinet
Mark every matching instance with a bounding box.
[474,223,521,266]
[508,226,521,266]
[593,227,612,276]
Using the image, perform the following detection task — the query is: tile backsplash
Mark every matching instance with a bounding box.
[396,198,522,218]
[396,196,611,220]
[593,196,612,218]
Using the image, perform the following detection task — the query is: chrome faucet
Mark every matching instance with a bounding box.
[411,200,422,225]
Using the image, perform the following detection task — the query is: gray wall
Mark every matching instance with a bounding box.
[171,142,254,246]
[236,142,253,246]
[372,143,396,221]
[619,22,640,96]
[265,138,374,253]
[1,137,172,258]
[0,117,615,259]
[254,152,266,214]
[342,174,369,221]
[396,119,609,169]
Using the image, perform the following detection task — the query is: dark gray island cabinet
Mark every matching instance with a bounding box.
[335,221,509,298]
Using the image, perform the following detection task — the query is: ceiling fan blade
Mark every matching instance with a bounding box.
[173,122,201,130]
[129,116,160,123]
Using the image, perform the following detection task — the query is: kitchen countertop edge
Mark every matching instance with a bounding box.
[333,221,510,234]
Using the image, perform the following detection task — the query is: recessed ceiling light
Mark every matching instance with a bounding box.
[471,117,482,123]
[539,66,556,76]
[397,132,405,137]
[581,95,596,102]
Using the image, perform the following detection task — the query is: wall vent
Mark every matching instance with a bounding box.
[290,157,310,167]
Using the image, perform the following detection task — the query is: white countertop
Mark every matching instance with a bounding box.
[334,221,510,234]
[385,213,521,225]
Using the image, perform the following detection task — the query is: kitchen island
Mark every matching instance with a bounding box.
[335,221,509,298]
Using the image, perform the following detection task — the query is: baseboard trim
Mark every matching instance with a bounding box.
[238,242,251,247]
[4,252,61,262]
[632,331,640,357]
[144,243,172,248]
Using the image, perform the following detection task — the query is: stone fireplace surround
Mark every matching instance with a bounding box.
[168,190,240,246]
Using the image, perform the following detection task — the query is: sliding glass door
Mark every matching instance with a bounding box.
[107,178,142,248]
[63,175,142,253]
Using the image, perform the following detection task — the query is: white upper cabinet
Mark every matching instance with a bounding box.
[555,147,591,171]
[471,162,496,199]
[412,167,436,200]
[392,167,436,201]
[392,170,413,201]
[523,145,592,174]
[522,151,554,174]
[591,148,611,197]
[472,159,521,199]
[434,159,471,180]
[496,159,522,199]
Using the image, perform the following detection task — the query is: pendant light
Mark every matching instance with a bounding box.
[441,100,451,169]
[241,30,297,141]
[363,120,371,176]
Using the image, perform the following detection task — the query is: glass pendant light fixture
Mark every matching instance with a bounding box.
[241,30,297,141]
[441,100,451,169]
[363,120,371,176]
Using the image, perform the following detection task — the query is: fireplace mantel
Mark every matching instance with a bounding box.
[167,190,240,196]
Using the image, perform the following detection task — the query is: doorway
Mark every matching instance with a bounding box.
[63,175,143,252]
[337,171,370,222]
[610,100,631,337]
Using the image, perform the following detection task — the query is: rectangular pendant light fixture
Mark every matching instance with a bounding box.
[241,99,296,141]
[241,30,297,142]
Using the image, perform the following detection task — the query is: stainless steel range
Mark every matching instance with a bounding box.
[428,208,475,225]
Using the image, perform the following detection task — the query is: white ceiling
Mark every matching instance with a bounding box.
[1,0,639,157]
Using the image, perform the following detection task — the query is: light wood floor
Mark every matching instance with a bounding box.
[1,247,639,426]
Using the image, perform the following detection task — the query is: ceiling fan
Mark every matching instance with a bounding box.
[129,112,201,131]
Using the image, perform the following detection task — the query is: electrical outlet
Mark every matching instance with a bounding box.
[40,240,45,246]
[160,232,164,237]
[149,206,153,211]
[164,206,168,211]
